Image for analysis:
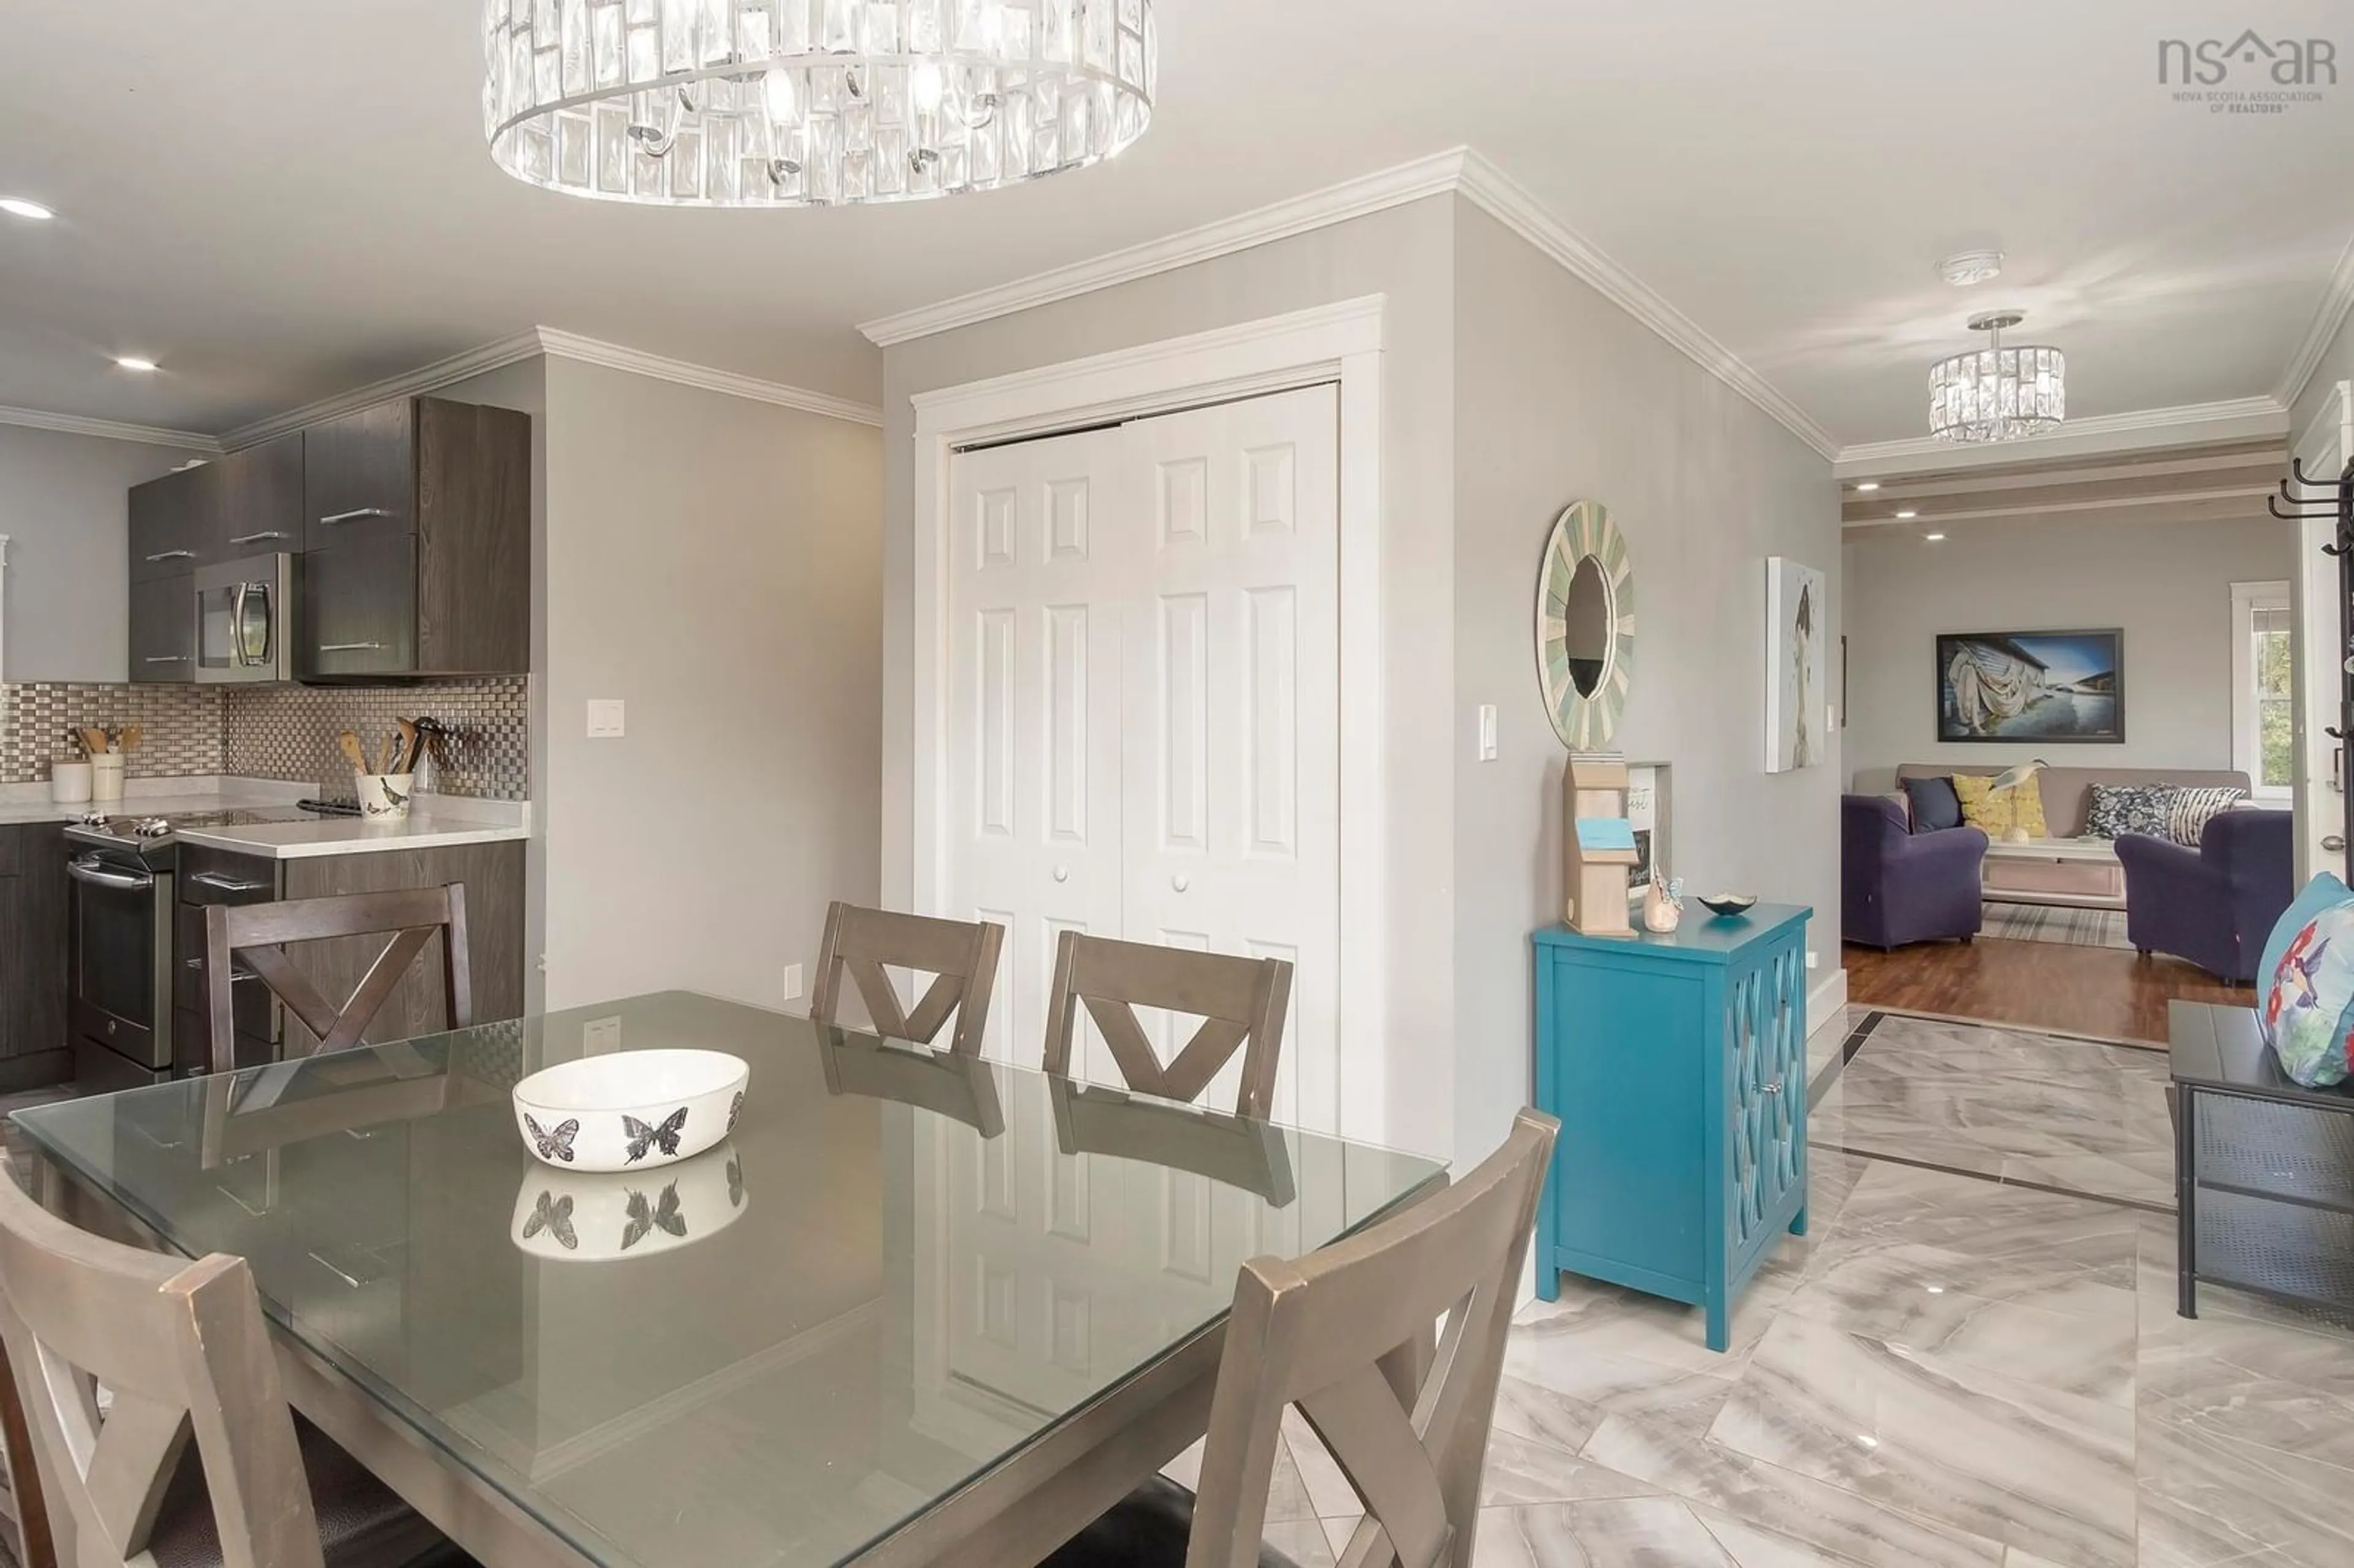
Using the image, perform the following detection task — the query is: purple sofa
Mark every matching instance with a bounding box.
[2116,809,2294,984]
[1843,795,1990,950]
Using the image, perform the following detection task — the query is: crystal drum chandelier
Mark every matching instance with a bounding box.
[484,0,1157,208]
[1928,310,2065,444]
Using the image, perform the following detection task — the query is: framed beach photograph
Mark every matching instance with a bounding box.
[1936,628,2124,744]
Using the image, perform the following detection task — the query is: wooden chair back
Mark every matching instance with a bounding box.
[809,903,1005,1057]
[817,1029,1007,1138]
[204,886,473,1074]
[1042,934,1293,1118]
[0,1169,326,1568]
[1047,1077,1295,1206]
[1184,1109,1558,1568]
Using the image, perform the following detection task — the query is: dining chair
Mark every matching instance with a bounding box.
[809,902,1005,1056]
[1042,1108,1559,1568]
[1043,934,1293,1119]
[204,886,473,1074]
[0,1166,462,1568]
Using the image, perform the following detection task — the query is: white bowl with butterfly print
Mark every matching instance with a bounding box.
[511,1049,748,1173]
[509,1141,748,1262]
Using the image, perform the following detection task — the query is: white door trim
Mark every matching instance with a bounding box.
[2291,382,2352,885]
[910,295,1387,1139]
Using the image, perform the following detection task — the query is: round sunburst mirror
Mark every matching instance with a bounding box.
[1536,501,1636,748]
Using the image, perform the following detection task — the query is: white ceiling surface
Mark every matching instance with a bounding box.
[3,2,2350,444]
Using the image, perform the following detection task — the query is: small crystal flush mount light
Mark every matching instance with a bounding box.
[1937,249,2005,287]
[1928,310,2065,444]
[483,0,1157,208]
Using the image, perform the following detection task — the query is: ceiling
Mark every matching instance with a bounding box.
[4,2,2350,447]
[1838,438,2290,541]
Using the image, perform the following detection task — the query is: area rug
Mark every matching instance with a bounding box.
[1980,900,2133,951]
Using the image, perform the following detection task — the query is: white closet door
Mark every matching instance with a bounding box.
[945,428,1126,1067]
[1119,385,1340,1126]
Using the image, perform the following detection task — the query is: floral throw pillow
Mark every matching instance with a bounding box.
[2084,783,2175,840]
[2163,786,2249,847]
[2262,895,2354,1088]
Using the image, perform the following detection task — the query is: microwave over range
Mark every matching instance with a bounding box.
[192,553,300,683]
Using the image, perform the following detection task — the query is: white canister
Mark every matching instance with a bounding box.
[49,761,93,805]
[354,772,414,821]
[89,753,125,804]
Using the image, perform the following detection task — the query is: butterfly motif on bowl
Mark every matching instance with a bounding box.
[727,1091,745,1133]
[525,1113,580,1163]
[522,1192,577,1250]
[621,1184,686,1251]
[622,1106,688,1163]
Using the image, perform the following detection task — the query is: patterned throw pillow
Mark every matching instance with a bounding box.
[1952,772,2048,838]
[2163,786,2249,847]
[2084,783,2176,840]
[2261,879,2354,1088]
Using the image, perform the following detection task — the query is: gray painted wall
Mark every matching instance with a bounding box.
[1451,203,1842,1168]
[878,196,1462,1159]
[539,357,883,1013]
[0,424,210,680]
[1843,514,2296,782]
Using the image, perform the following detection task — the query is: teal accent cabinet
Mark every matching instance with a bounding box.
[1532,904,1811,1351]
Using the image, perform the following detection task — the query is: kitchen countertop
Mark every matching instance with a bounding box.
[0,777,530,859]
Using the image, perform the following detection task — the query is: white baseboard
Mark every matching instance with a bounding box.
[1808,967,1849,1030]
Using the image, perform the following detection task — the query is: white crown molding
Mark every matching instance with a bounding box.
[218,327,878,449]
[535,329,883,427]
[2279,230,2354,411]
[859,149,1470,348]
[1450,152,1840,460]
[1833,395,2290,478]
[0,404,221,453]
[218,330,547,449]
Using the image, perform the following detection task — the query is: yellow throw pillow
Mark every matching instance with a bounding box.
[1952,772,2048,838]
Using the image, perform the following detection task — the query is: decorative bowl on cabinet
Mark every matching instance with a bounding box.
[511,1049,748,1173]
[1698,894,1759,918]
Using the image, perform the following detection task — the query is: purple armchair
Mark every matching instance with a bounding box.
[1843,795,1989,950]
[2116,809,2293,984]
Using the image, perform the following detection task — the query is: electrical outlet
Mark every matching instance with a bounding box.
[582,1016,623,1053]
[586,699,625,739]
[1476,704,1498,761]
[782,962,804,1002]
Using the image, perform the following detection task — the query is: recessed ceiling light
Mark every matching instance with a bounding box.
[115,356,159,373]
[1854,481,1881,492]
[1895,509,1920,519]
[1924,532,1947,542]
[1938,249,2005,286]
[0,197,55,221]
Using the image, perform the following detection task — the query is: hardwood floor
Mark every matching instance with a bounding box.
[1844,936,2254,1045]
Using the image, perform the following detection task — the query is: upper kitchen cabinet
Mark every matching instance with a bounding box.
[301,397,530,680]
[213,431,305,558]
[128,461,213,582]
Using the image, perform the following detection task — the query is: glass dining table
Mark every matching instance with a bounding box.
[8,991,1443,1568]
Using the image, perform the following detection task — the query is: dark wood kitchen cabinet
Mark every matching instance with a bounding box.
[0,824,70,1089]
[174,840,525,1070]
[128,573,196,682]
[212,430,305,557]
[124,432,303,682]
[128,461,212,583]
[302,397,529,680]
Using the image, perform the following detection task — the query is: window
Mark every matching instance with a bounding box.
[2232,580,2292,801]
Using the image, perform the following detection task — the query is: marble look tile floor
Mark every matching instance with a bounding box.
[1171,1008,2354,1568]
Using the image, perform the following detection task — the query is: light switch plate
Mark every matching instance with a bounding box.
[582,1016,623,1053]
[1805,950,1819,970]
[1477,704,1498,761]
[586,699,625,739]
[782,962,804,1001]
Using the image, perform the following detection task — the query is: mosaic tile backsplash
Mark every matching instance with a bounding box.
[0,679,529,801]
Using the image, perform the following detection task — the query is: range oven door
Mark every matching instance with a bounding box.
[194,554,298,683]
[67,849,173,1075]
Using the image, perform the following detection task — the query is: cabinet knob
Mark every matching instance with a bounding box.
[1171,875,1190,893]
[1052,866,1069,883]
[1757,1078,1782,1095]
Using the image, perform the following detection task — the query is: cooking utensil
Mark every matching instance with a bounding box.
[78,728,110,756]
[117,724,142,753]
[383,731,406,777]
[394,718,421,776]
[337,730,373,774]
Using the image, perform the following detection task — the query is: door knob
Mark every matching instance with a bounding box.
[2326,835,2347,853]
[1172,875,1190,892]
[1052,866,1069,883]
